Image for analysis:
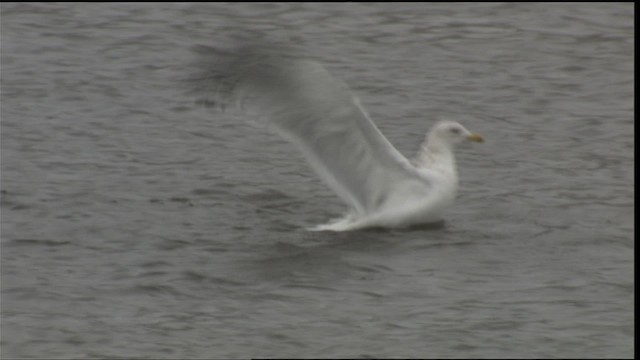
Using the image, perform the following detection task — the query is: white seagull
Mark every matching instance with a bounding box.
[190,45,483,231]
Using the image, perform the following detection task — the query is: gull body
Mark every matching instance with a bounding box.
[311,119,483,231]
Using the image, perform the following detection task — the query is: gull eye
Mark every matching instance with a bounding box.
[450,127,461,134]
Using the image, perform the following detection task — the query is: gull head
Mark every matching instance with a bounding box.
[428,120,484,148]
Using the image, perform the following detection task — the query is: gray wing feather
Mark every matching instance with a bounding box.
[189,45,431,215]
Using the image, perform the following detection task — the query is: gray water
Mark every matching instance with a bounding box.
[0,2,634,359]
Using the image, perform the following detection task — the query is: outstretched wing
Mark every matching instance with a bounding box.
[189,45,432,216]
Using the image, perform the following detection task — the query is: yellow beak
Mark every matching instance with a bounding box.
[466,133,484,143]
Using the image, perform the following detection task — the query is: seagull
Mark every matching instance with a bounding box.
[189,45,483,231]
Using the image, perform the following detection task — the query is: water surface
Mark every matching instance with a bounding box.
[1,3,633,358]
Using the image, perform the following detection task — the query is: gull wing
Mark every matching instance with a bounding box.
[189,45,433,216]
